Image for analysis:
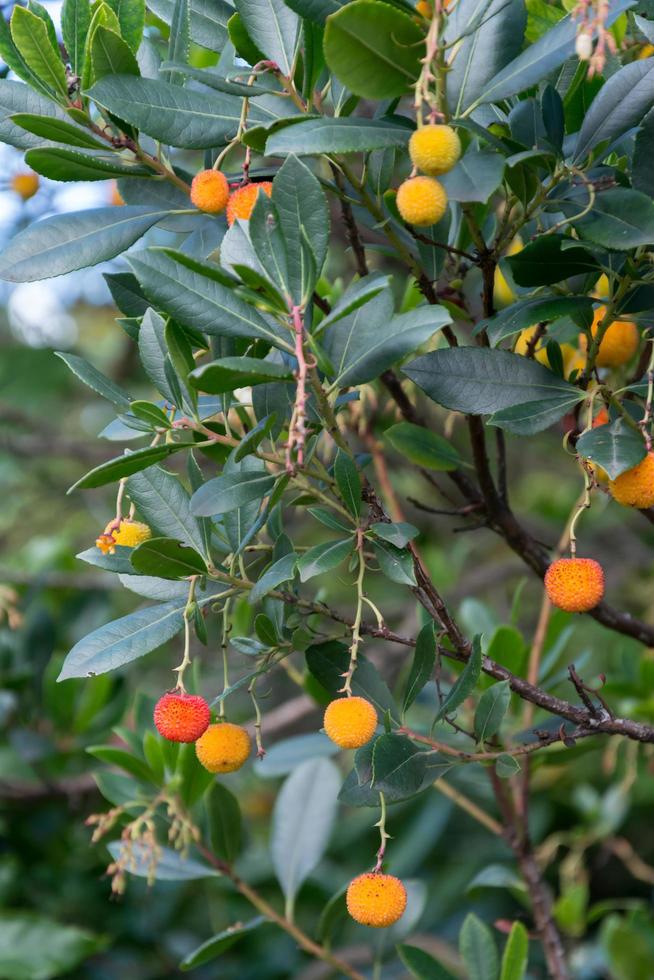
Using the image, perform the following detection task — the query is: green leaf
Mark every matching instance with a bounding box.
[574,188,654,251]
[68,444,185,491]
[490,394,585,435]
[445,0,526,116]
[130,537,207,579]
[384,421,463,471]
[499,922,529,980]
[62,0,91,75]
[325,298,452,389]
[168,0,190,86]
[190,356,293,393]
[25,146,150,181]
[404,347,583,417]
[86,745,156,783]
[59,602,186,679]
[10,6,68,100]
[266,115,413,155]
[496,753,521,777]
[576,417,647,480]
[248,194,292,301]
[129,249,290,350]
[271,758,341,911]
[234,0,299,75]
[372,539,416,586]
[469,0,633,110]
[10,112,105,149]
[459,913,499,980]
[205,782,242,863]
[273,154,330,300]
[138,308,183,406]
[370,521,418,548]
[55,351,132,409]
[105,0,145,51]
[398,944,457,979]
[249,553,298,602]
[106,840,218,880]
[0,914,104,980]
[372,732,429,798]
[633,108,654,198]
[573,59,654,163]
[324,1,422,99]
[86,75,242,149]
[435,635,482,722]
[234,414,278,463]
[297,537,354,581]
[440,147,505,203]
[403,623,436,713]
[190,471,276,517]
[91,24,140,81]
[77,545,134,573]
[474,680,511,743]
[127,464,207,556]
[333,450,361,518]
[306,640,398,719]
[478,296,593,345]
[180,918,265,971]
[0,79,75,148]
[147,0,231,51]
[506,235,599,286]
[0,206,169,283]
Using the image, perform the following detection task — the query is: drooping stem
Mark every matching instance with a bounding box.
[173,577,198,693]
[373,793,391,872]
[340,530,366,695]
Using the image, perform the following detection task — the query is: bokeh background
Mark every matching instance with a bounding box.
[2,2,654,977]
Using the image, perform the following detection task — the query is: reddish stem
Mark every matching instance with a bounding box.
[286,305,308,473]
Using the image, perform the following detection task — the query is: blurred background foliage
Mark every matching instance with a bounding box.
[2,2,654,979]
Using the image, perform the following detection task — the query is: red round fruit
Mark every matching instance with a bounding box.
[153,692,211,743]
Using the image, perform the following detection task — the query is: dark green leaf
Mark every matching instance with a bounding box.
[633,108,654,198]
[126,464,207,556]
[574,188,654,250]
[324,1,423,99]
[0,915,104,980]
[372,539,416,586]
[370,521,419,548]
[86,745,156,784]
[0,206,169,282]
[506,235,599,286]
[91,25,140,81]
[435,635,482,722]
[249,553,298,602]
[573,59,654,163]
[147,0,231,51]
[403,623,436,713]
[55,351,132,409]
[297,537,354,581]
[167,0,190,85]
[10,112,105,148]
[105,0,145,51]
[25,146,150,181]
[192,357,290,397]
[489,393,584,435]
[68,444,185,492]
[180,918,265,971]
[333,450,361,518]
[0,79,75,148]
[474,680,511,742]
[234,0,299,75]
[372,733,428,798]
[459,913,499,980]
[191,471,276,517]
[273,154,330,299]
[206,782,242,863]
[266,115,413,155]
[398,944,457,979]
[478,296,593,345]
[440,147,505,203]
[130,537,208,579]
[77,545,134,574]
[306,640,398,719]
[385,421,463,471]
[576,417,647,479]
[234,414,278,462]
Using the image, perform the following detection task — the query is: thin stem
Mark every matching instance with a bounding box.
[340,531,366,695]
[433,778,503,836]
[173,577,198,692]
[373,793,391,872]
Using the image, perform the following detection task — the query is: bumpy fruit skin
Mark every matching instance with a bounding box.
[396,176,447,227]
[11,172,39,200]
[195,722,251,773]
[409,125,461,176]
[609,452,654,509]
[154,692,211,743]
[323,697,378,749]
[226,181,273,226]
[544,558,605,613]
[583,307,640,368]
[190,169,230,214]
[112,520,152,548]
[346,873,407,928]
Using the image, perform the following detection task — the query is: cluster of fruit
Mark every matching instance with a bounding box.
[396,124,461,227]
[189,169,273,225]
[154,688,406,926]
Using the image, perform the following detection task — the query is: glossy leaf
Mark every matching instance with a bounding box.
[126,465,207,556]
[206,782,242,863]
[105,0,145,51]
[333,450,361,518]
[190,471,276,517]
[234,0,299,75]
[499,922,529,980]
[297,537,354,581]
[506,236,599,286]
[474,680,511,742]
[180,918,265,971]
[10,6,68,100]
[55,351,132,409]
[576,417,647,479]
[435,635,482,722]
[385,421,463,471]
[306,640,398,719]
[190,356,294,393]
[398,944,457,979]
[266,115,413,155]
[372,539,417,586]
[147,0,231,51]
[62,0,92,74]
[573,58,654,163]
[440,147,505,203]
[459,913,499,980]
[25,146,150,181]
[370,521,418,548]
[0,79,75,149]
[574,188,654,251]
[249,553,298,602]
[633,109,654,198]
[403,623,436,713]
[10,112,106,149]
[90,25,140,81]
[130,537,207,579]
[68,444,185,492]
[478,296,593,345]
[0,915,104,980]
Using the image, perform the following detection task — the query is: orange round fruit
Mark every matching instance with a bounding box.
[544,558,605,613]
[11,172,39,200]
[582,307,640,368]
[195,722,251,773]
[226,181,273,226]
[346,873,407,928]
[323,697,378,749]
[190,169,230,214]
[154,692,211,743]
[609,452,654,508]
[396,176,448,226]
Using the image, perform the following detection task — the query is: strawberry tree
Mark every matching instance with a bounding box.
[2,0,654,975]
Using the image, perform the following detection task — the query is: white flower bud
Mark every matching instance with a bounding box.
[576,32,593,60]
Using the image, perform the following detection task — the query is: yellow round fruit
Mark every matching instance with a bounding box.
[609,452,654,509]
[195,723,251,773]
[111,520,152,548]
[582,307,640,368]
[409,124,461,176]
[514,327,577,373]
[396,176,448,226]
[11,172,39,200]
[415,0,432,16]
[544,558,605,613]
[593,273,610,299]
[346,873,407,928]
[638,43,654,59]
[323,697,378,749]
[493,237,522,308]
[190,169,230,214]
